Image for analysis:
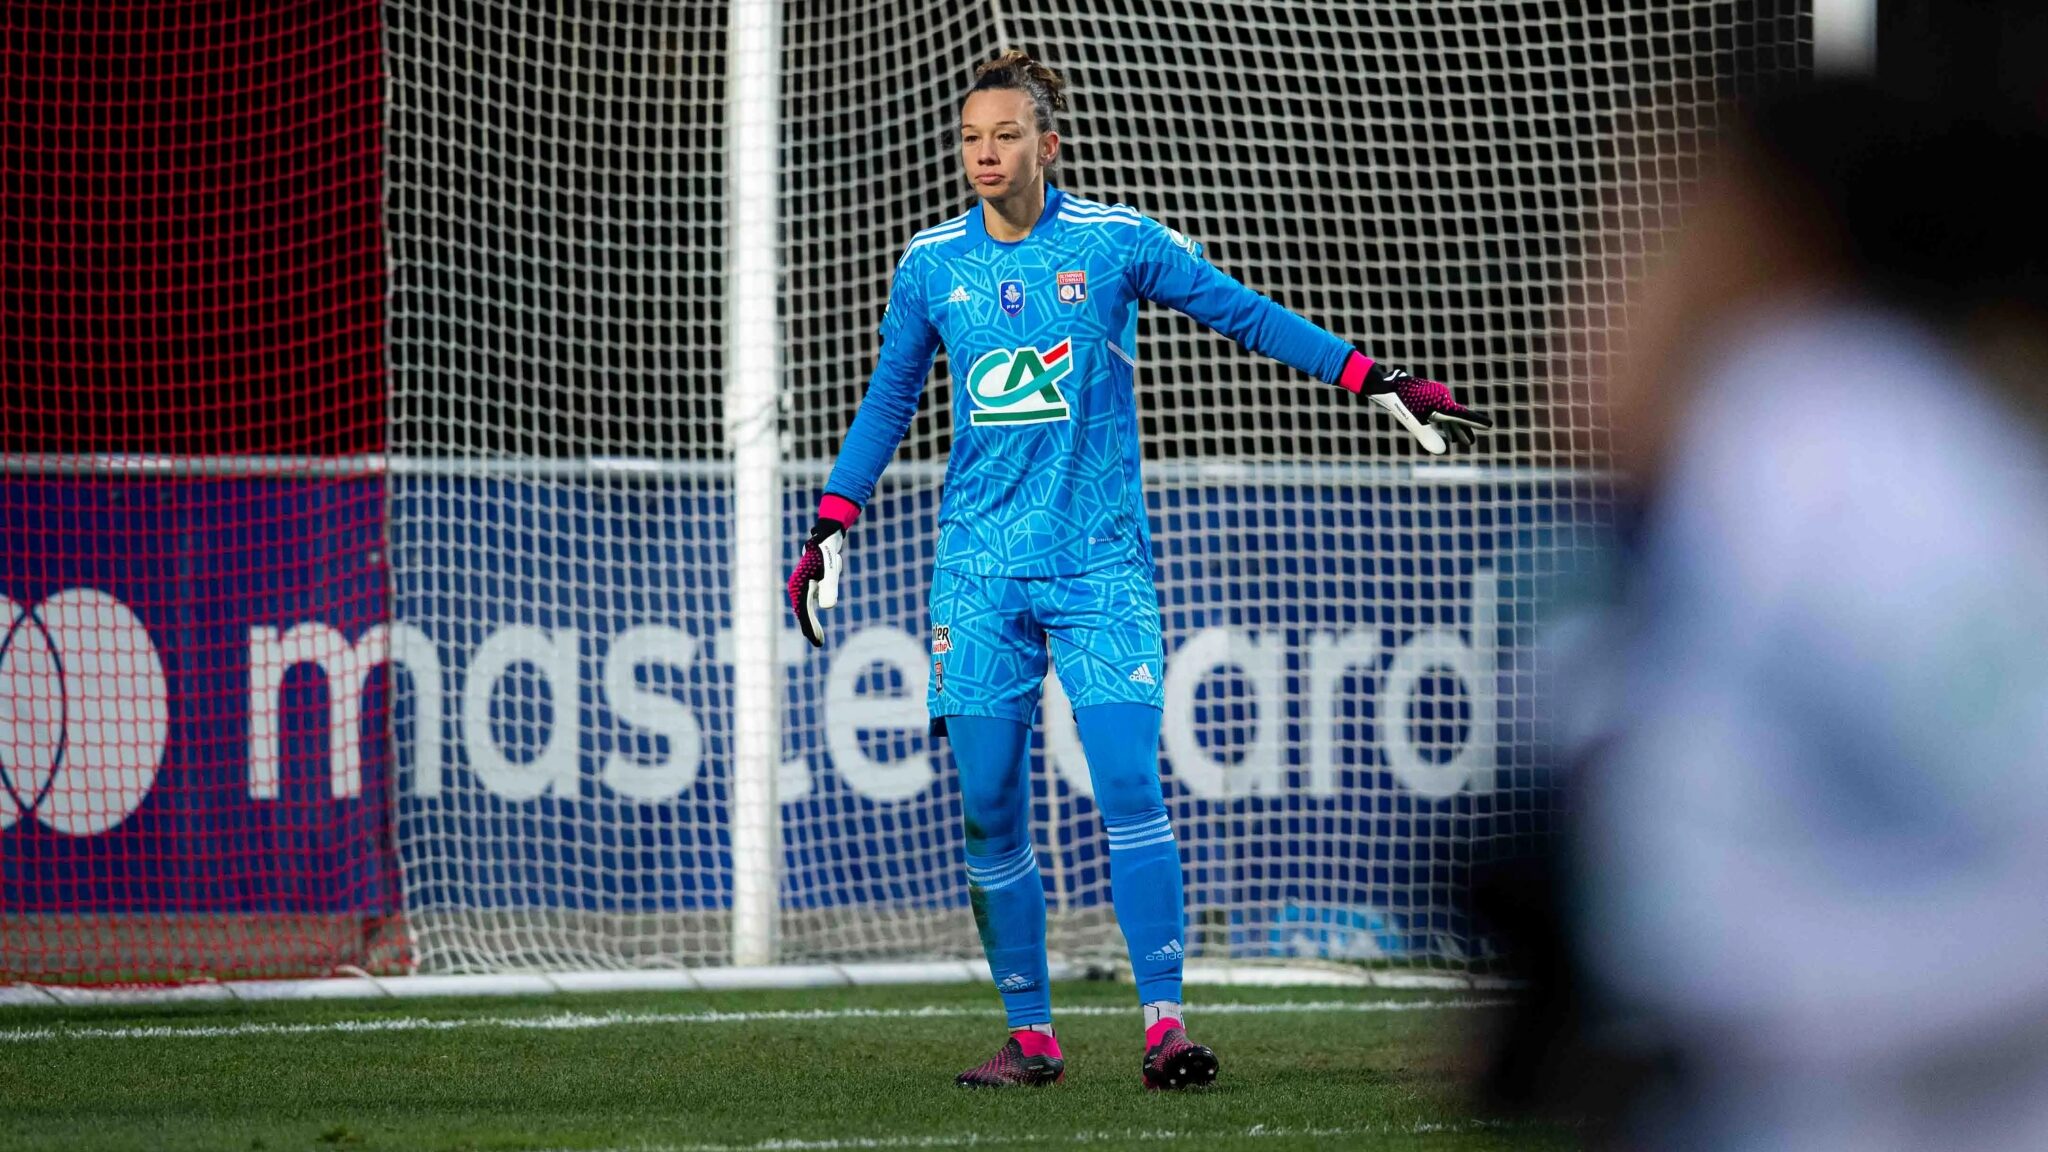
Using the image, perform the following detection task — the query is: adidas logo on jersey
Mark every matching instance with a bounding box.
[1144,939,1184,963]
[1128,663,1156,686]
[946,285,970,304]
[998,973,1036,992]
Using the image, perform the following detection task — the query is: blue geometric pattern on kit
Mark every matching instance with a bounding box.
[927,558,1167,723]
[823,184,1356,578]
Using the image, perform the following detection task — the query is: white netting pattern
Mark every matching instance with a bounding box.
[387,0,737,970]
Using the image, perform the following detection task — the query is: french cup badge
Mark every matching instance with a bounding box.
[999,279,1025,317]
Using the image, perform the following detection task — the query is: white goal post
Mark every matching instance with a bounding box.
[725,0,785,972]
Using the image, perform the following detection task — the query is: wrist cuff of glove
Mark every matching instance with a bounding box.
[1338,351,1375,394]
[1339,350,1404,396]
[819,493,861,527]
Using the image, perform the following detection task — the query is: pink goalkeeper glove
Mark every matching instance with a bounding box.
[788,494,860,648]
[1340,353,1492,455]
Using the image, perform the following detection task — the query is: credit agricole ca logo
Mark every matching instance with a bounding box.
[965,339,1073,426]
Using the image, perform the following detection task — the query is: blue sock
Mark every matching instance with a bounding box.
[947,714,1051,1028]
[1076,703,1184,1006]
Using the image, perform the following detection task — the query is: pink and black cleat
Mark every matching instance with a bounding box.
[1141,1020,1219,1090]
[955,1034,1065,1088]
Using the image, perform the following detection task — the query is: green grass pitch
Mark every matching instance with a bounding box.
[0,981,1577,1152]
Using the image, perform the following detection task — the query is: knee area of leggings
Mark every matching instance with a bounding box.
[1073,703,1165,824]
[1088,773,1167,829]
[958,777,1026,839]
[948,715,1033,853]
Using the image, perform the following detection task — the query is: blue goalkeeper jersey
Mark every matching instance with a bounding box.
[824,184,1353,578]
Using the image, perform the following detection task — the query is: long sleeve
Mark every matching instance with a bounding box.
[1127,219,1353,387]
[822,253,941,508]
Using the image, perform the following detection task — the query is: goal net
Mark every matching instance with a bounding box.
[5,0,1809,985]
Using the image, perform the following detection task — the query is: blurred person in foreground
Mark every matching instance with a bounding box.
[1481,65,2048,1152]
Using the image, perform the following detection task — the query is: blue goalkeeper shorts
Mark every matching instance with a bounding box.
[927,559,1166,728]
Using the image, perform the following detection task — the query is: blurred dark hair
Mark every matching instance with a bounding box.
[1739,79,2048,322]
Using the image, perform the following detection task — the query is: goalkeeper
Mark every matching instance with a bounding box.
[788,50,1490,1090]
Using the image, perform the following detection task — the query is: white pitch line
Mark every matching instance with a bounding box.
[515,1120,1519,1152]
[0,997,1507,1044]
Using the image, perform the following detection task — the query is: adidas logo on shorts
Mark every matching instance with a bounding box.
[1128,663,1156,686]
[1144,939,1184,963]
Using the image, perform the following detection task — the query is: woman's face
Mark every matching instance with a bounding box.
[960,88,1056,204]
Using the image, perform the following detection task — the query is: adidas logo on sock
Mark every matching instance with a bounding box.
[1144,939,1184,963]
[1128,663,1156,686]
[998,973,1036,992]
[947,285,971,304]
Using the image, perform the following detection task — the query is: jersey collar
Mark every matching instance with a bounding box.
[969,182,1065,247]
